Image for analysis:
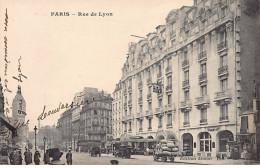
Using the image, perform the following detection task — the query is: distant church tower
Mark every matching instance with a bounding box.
[12,85,28,146]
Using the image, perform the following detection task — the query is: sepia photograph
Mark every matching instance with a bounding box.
[0,0,260,165]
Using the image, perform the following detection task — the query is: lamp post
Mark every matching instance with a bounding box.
[43,137,46,155]
[34,125,37,150]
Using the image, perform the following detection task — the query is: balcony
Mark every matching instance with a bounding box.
[147,77,152,85]
[182,80,189,89]
[217,40,227,51]
[183,121,190,126]
[158,125,162,129]
[123,90,127,96]
[157,72,162,79]
[148,127,152,131]
[127,114,134,120]
[166,123,172,128]
[147,93,152,101]
[154,107,163,116]
[124,102,127,109]
[145,110,153,118]
[180,100,192,112]
[214,89,232,105]
[166,66,172,75]
[128,100,132,107]
[182,60,189,68]
[128,86,132,93]
[164,103,176,112]
[218,65,228,77]
[138,97,143,104]
[136,112,144,119]
[198,51,207,62]
[199,73,207,84]
[128,129,132,133]
[219,116,229,122]
[138,81,143,89]
[170,31,176,38]
[195,95,210,109]
[166,85,172,93]
[139,128,143,132]
[200,119,208,124]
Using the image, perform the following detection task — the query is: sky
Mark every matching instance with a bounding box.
[0,0,193,131]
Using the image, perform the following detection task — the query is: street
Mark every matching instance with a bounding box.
[52,152,184,165]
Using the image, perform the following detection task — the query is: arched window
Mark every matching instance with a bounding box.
[199,132,212,152]
[219,131,233,152]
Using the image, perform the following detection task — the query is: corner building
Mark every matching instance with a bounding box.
[112,0,260,159]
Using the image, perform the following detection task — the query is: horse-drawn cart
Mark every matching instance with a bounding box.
[153,139,179,162]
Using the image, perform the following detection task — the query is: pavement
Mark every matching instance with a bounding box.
[17,151,260,165]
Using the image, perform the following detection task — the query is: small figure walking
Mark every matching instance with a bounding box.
[66,149,72,165]
[34,151,41,165]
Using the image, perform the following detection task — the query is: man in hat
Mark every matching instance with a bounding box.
[66,149,72,165]
[34,151,41,165]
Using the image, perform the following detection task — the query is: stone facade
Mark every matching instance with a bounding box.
[112,0,260,159]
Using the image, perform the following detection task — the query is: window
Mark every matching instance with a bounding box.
[129,122,132,131]
[184,90,190,100]
[220,55,227,67]
[184,71,189,80]
[158,117,162,128]
[241,116,248,133]
[167,76,172,86]
[167,57,172,67]
[201,63,207,74]
[158,99,163,107]
[199,132,212,152]
[94,110,98,115]
[158,64,162,74]
[167,114,172,126]
[220,104,228,120]
[200,108,207,122]
[220,30,227,42]
[171,39,175,47]
[129,107,132,115]
[161,30,166,39]
[184,51,188,61]
[184,112,190,124]
[139,120,143,131]
[148,119,152,129]
[139,90,143,98]
[139,105,143,113]
[220,79,228,91]
[201,85,207,96]
[200,41,206,53]
[148,102,152,110]
[167,95,172,105]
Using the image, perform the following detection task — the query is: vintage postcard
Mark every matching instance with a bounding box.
[0,0,260,165]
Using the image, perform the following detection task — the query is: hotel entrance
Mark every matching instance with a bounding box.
[182,133,193,156]
[198,132,212,157]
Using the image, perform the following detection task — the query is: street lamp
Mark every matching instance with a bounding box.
[43,137,46,155]
[34,125,38,150]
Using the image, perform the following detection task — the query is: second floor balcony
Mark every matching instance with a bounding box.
[214,89,232,105]
[219,116,229,122]
[180,100,192,112]
[182,60,189,68]
[164,103,176,112]
[200,119,208,124]
[136,112,144,119]
[145,110,153,118]
[218,65,228,77]
[154,107,163,115]
[183,121,190,127]
[195,95,210,109]
[182,80,189,89]
[217,40,227,51]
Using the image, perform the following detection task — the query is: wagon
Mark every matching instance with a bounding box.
[153,139,179,162]
[115,145,131,159]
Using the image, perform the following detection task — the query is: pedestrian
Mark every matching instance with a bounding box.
[9,148,16,165]
[44,150,50,164]
[18,149,23,165]
[146,147,150,156]
[66,149,72,165]
[34,151,41,165]
[24,148,31,165]
[28,149,33,164]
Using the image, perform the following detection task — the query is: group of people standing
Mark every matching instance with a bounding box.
[9,148,41,165]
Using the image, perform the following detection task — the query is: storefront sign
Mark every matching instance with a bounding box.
[180,156,212,160]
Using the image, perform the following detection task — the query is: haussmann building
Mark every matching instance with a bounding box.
[112,0,260,160]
